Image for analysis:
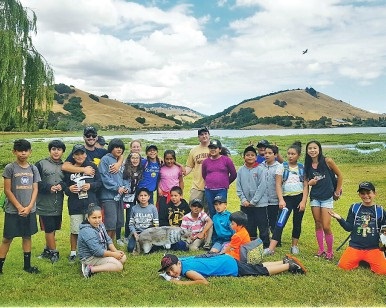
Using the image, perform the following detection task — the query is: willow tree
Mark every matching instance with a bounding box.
[0,0,54,131]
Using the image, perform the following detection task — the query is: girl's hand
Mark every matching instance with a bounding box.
[328,210,341,220]
[308,178,318,186]
[118,186,126,195]
[279,200,286,209]
[298,201,306,212]
[242,200,250,207]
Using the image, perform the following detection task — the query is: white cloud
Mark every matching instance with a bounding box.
[18,0,386,115]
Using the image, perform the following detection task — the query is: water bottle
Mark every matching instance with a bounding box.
[276,207,289,227]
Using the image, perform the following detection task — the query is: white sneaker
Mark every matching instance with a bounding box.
[116,239,125,247]
[290,246,300,255]
[123,237,129,244]
[263,248,275,256]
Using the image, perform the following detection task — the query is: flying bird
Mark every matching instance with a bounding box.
[302,49,308,54]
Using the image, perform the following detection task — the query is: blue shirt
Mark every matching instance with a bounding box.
[181,254,238,277]
[212,210,234,243]
[138,158,160,192]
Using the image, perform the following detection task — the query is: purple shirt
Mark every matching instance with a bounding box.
[202,155,237,190]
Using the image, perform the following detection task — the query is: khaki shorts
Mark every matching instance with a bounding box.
[70,214,86,234]
[82,256,111,266]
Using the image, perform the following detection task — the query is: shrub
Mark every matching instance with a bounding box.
[135,117,146,124]
[54,83,75,94]
[89,94,99,102]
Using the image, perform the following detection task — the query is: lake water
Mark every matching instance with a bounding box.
[29,126,386,143]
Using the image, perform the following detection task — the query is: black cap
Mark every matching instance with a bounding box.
[190,198,203,207]
[72,144,86,154]
[357,182,375,192]
[214,195,227,204]
[256,139,269,148]
[146,144,158,152]
[208,139,222,148]
[243,146,257,156]
[83,126,97,136]
[198,127,209,135]
[158,254,179,272]
[97,136,107,146]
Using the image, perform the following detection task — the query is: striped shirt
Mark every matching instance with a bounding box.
[181,212,210,236]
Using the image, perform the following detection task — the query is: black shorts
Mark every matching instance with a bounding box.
[39,215,62,233]
[236,260,270,277]
[3,212,38,239]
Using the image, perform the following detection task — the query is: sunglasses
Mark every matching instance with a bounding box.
[85,134,97,138]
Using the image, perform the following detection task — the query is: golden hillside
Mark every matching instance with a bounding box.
[233,89,381,124]
[51,88,176,128]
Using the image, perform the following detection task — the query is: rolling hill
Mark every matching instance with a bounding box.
[51,87,177,129]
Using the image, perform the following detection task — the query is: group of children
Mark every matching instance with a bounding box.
[1,127,386,282]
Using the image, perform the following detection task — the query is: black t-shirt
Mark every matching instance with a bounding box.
[66,147,108,166]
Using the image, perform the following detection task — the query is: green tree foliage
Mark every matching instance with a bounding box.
[0,0,54,131]
[89,94,99,102]
[54,83,74,94]
[101,94,109,98]
[135,117,145,124]
[305,87,318,98]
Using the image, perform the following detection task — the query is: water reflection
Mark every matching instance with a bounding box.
[324,142,386,154]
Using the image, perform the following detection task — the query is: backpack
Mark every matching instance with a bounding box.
[240,238,264,264]
[352,203,384,230]
[282,161,304,182]
[325,158,338,191]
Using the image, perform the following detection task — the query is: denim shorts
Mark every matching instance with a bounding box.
[310,197,334,209]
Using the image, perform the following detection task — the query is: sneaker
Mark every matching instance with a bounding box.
[325,252,334,261]
[290,246,300,255]
[282,255,291,264]
[314,250,326,258]
[50,251,60,263]
[68,254,77,263]
[38,248,51,259]
[123,237,129,245]
[116,239,125,247]
[263,248,275,256]
[286,254,307,274]
[81,263,93,278]
[203,243,211,251]
[24,266,40,274]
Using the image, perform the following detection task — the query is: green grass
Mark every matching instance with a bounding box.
[1,132,386,306]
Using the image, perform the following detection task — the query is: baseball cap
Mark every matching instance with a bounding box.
[198,127,209,135]
[357,182,375,192]
[146,144,158,152]
[83,126,97,136]
[214,195,227,204]
[97,136,107,146]
[72,144,86,154]
[158,254,179,272]
[208,139,222,148]
[256,139,269,148]
[190,198,203,207]
[243,146,257,156]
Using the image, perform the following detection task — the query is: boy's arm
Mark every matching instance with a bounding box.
[329,206,354,232]
[152,206,159,227]
[20,182,38,216]
[171,270,209,285]
[62,161,95,176]
[35,162,51,193]
[4,178,23,213]
[196,215,213,239]
[236,171,249,206]
[109,154,124,174]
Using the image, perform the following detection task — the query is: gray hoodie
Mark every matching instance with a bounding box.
[78,222,113,260]
[236,164,267,207]
[259,161,281,205]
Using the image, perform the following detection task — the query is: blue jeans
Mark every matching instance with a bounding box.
[205,188,227,217]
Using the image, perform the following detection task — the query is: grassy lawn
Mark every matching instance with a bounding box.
[0,132,386,306]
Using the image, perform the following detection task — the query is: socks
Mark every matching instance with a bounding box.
[0,258,5,273]
[70,251,76,257]
[325,233,334,254]
[23,252,31,270]
[315,229,325,253]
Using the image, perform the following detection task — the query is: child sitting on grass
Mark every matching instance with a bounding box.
[158,253,306,285]
[181,199,213,251]
[128,187,159,253]
[209,196,234,253]
[78,204,127,278]
[329,182,386,274]
[223,211,251,260]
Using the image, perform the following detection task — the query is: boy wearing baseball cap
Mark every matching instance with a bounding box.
[158,252,306,285]
[329,182,386,274]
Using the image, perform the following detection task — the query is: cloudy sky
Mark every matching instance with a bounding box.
[21,0,386,115]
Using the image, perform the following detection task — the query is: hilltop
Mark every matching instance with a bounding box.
[193,88,384,129]
[127,102,205,123]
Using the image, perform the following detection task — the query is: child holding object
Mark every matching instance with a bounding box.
[329,182,386,274]
[78,204,127,278]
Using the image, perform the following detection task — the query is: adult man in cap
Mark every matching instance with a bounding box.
[62,126,122,175]
[184,127,210,208]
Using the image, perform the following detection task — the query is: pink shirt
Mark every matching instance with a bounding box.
[158,164,182,192]
[181,212,210,236]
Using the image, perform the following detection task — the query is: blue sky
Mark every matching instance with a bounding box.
[21,0,386,115]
